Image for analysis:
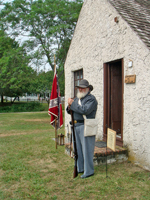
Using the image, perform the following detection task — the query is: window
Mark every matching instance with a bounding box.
[74,69,83,97]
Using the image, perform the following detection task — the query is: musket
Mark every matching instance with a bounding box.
[70,110,78,178]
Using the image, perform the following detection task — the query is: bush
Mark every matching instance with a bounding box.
[0,102,45,113]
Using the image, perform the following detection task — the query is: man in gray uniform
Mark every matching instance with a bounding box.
[66,79,98,178]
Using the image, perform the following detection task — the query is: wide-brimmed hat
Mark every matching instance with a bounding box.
[76,79,93,91]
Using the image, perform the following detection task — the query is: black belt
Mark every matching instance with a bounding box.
[74,120,84,124]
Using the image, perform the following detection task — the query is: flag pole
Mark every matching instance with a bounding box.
[55,116,57,149]
[48,55,63,149]
[54,55,57,149]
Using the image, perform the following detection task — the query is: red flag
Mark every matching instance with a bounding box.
[48,71,63,129]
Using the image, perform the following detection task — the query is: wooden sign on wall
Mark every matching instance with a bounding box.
[107,128,116,151]
[125,75,136,84]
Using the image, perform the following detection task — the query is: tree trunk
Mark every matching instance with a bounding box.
[1,94,3,103]
[12,96,17,104]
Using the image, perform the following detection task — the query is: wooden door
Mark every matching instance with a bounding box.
[103,59,124,146]
[110,62,122,135]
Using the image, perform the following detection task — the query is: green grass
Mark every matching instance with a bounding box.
[0,101,63,113]
[0,112,150,200]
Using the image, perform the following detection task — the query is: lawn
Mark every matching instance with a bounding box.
[0,112,150,200]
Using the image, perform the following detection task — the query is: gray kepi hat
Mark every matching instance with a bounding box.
[76,79,93,91]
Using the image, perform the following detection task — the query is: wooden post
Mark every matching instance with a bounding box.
[54,55,58,149]
[54,55,57,149]
[55,117,57,149]
[54,54,56,72]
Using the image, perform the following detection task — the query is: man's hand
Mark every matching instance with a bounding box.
[68,98,74,106]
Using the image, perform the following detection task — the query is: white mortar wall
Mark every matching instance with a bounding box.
[64,0,150,170]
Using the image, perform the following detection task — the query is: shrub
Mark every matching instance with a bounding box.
[0,102,45,113]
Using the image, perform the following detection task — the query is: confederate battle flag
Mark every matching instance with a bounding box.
[48,70,63,129]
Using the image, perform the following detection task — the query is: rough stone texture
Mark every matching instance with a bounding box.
[93,154,128,166]
[64,0,150,170]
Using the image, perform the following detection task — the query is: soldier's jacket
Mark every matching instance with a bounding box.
[66,92,98,126]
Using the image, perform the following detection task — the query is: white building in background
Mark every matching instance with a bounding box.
[64,0,150,170]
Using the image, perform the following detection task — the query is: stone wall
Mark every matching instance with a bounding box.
[64,0,150,170]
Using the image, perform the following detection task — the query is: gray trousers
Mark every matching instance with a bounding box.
[74,124,95,176]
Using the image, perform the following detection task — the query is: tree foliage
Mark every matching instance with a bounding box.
[36,70,54,97]
[0,0,83,73]
[0,30,36,101]
[36,69,64,97]
[0,0,83,99]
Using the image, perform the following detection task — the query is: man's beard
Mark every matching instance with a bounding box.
[77,88,89,99]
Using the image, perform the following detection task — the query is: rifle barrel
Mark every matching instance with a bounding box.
[70,110,78,178]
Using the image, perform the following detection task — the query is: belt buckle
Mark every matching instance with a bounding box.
[74,120,77,124]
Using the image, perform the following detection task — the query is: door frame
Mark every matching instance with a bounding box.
[103,59,124,147]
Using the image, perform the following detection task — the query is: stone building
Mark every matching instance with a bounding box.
[64,0,150,170]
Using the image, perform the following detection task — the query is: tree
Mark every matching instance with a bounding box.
[0,30,36,103]
[36,69,64,100]
[36,70,54,97]
[0,0,83,74]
